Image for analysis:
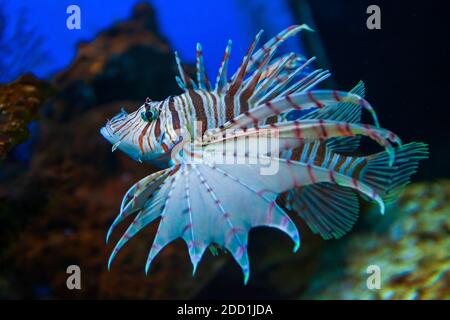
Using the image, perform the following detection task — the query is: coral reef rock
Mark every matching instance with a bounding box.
[301,180,450,300]
[0,74,53,160]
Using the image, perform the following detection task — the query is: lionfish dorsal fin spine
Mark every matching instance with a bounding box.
[230,24,313,84]
[251,53,307,108]
[175,51,196,91]
[195,42,211,91]
[215,39,232,93]
[232,51,273,115]
[258,66,330,108]
[212,25,316,126]
[272,59,320,100]
[227,30,264,97]
[249,52,297,104]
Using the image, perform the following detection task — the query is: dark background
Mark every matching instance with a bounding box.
[301,0,449,180]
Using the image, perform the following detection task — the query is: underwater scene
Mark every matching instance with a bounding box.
[0,0,448,300]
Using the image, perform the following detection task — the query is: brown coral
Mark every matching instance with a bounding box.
[301,181,450,300]
[0,74,53,160]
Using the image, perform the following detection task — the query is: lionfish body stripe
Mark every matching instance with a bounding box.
[100,25,428,284]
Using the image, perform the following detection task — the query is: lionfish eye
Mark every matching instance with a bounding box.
[141,109,157,122]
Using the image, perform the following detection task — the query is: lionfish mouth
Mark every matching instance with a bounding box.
[100,108,129,143]
[100,125,113,142]
[100,122,133,157]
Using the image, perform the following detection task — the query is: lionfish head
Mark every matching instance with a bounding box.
[100,98,168,163]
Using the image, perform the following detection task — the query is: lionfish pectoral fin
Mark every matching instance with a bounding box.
[205,118,401,167]
[209,90,382,136]
[281,141,428,237]
[114,162,301,284]
[295,81,372,127]
[111,141,121,152]
[300,81,366,153]
[281,183,360,240]
[106,170,170,262]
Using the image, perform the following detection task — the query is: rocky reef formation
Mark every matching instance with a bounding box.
[0,75,53,161]
[301,181,450,300]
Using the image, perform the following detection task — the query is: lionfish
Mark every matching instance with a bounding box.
[100,25,428,284]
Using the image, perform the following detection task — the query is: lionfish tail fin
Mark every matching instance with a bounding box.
[360,142,429,207]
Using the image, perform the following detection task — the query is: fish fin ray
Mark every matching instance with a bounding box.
[359,142,429,205]
[196,43,211,90]
[283,183,359,240]
[106,170,170,243]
